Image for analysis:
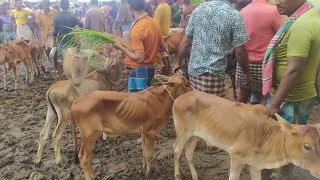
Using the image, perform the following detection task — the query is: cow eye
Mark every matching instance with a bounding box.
[304,144,312,151]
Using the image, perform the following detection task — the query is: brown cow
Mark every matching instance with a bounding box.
[0,40,34,90]
[34,54,123,165]
[29,39,45,77]
[70,75,190,180]
[166,29,185,55]
[172,91,320,180]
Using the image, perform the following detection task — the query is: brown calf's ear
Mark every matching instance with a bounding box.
[154,74,169,83]
[275,113,294,132]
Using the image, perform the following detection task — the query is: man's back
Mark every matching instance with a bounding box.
[124,16,162,68]
[241,1,283,61]
[154,2,171,38]
[85,7,105,32]
[53,11,81,44]
[273,8,320,101]
[186,0,248,76]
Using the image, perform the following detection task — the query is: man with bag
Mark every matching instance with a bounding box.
[263,0,320,179]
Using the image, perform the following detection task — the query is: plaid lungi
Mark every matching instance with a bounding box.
[128,65,155,93]
[189,72,225,97]
[267,96,318,125]
[236,61,262,93]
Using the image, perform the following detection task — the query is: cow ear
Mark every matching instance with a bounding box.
[275,113,294,132]
[154,74,169,83]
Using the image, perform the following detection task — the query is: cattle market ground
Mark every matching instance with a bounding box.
[0,62,319,180]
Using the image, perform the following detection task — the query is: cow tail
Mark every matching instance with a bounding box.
[70,110,80,164]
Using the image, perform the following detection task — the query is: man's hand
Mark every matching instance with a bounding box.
[243,72,252,87]
[267,103,280,116]
[172,62,181,74]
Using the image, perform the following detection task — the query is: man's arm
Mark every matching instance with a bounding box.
[53,17,59,46]
[154,7,163,24]
[172,35,192,73]
[235,45,249,74]
[268,26,312,115]
[84,13,90,29]
[268,57,306,114]
[114,43,144,63]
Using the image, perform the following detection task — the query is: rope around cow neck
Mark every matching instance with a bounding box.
[163,85,175,101]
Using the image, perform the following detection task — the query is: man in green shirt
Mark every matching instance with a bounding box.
[264,0,320,179]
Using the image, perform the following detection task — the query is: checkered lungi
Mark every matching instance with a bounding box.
[267,96,318,125]
[236,61,262,93]
[189,72,225,97]
[128,65,155,93]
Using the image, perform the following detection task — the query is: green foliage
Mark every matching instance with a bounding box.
[192,0,203,6]
[62,27,127,50]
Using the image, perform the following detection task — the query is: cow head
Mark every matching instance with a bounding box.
[0,45,14,64]
[275,114,320,178]
[158,74,190,100]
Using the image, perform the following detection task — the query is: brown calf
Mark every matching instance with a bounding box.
[34,55,123,165]
[70,75,190,180]
[29,39,45,77]
[172,91,320,180]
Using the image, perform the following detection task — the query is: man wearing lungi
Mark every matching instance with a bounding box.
[262,0,320,179]
[236,0,283,103]
[11,0,34,41]
[36,0,57,58]
[173,0,250,97]
[113,0,167,93]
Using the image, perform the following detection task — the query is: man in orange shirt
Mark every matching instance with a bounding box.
[113,0,166,92]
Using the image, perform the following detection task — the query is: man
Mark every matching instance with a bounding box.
[85,0,105,33]
[113,0,166,92]
[263,0,320,179]
[173,0,250,97]
[154,0,171,75]
[154,0,171,39]
[11,0,34,41]
[36,0,57,55]
[114,0,132,37]
[171,0,181,27]
[236,0,283,103]
[53,0,83,74]
[73,4,82,18]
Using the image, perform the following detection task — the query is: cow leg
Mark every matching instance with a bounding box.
[29,59,35,82]
[249,166,261,180]
[184,137,199,180]
[3,64,8,90]
[35,104,57,164]
[144,132,156,178]
[173,135,190,180]
[22,59,30,82]
[229,155,245,180]
[141,134,146,171]
[52,111,66,165]
[79,133,101,180]
[11,62,18,90]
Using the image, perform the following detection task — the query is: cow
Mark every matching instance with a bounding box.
[166,29,185,55]
[34,52,123,165]
[70,74,190,180]
[172,91,320,180]
[0,40,34,90]
[29,39,45,77]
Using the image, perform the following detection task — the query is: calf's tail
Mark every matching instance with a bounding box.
[70,110,80,164]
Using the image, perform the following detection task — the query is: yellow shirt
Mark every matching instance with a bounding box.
[11,8,32,25]
[154,3,171,38]
[36,8,58,42]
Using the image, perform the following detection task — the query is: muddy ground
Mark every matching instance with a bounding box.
[0,61,319,180]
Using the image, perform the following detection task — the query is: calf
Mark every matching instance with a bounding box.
[34,55,123,165]
[0,41,34,90]
[172,91,320,180]
[70,75,190,180]
[29,39,45,77]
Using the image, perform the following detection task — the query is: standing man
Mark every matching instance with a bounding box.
[53,0,83,74]
[85,0,105,33]
[114,0,132,37]
[236,0,283,103]
[113,0,166,92]
[11,0,34,41]
[263,0,320,178]
[154,0,171,75]
[173,0,250,97]
[36,0,57,55]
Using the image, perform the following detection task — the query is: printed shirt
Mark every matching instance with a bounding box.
[11,8,32,25]
[241,0,283,61]
[186,0,248,78]
[36,8,58,42]
[272,8,320,101]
